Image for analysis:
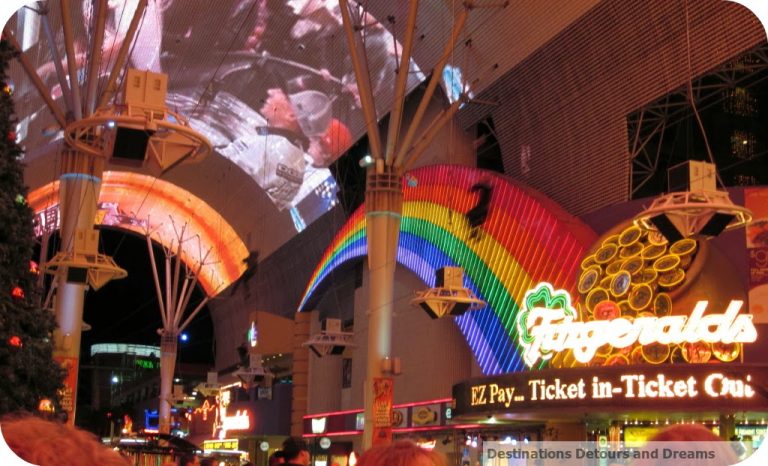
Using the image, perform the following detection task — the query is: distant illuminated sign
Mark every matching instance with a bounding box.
[193,399,217,421]
[412,406,438,426]
[203,439,238,452]
[221,410,250,432]
[311,417,327,434]
[516,283,757,367]
[136,358,158,369]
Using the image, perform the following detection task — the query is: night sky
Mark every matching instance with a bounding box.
[76,228,215,366]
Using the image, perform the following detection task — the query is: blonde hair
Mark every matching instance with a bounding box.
[1,415,130,466]
[358,441,447,466]
[632,424,739,466]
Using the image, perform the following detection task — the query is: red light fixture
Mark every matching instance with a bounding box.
[8,336,22,347]
[11,286,24,299]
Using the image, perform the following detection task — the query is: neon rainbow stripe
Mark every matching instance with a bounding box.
[298,165,595,374]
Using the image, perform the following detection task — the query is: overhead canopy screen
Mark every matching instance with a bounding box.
[9,0,424,232]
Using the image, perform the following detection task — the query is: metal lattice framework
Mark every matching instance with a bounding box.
[628,43,768,197]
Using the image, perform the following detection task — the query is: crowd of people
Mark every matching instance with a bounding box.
[0,413,746,466]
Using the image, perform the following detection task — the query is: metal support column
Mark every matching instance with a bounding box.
[362,168,402,448]
[52,148,103,424]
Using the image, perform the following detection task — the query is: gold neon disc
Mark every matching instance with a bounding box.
[669,238,697,257]
[670,345,687,364]
[648,230,668,246]
[602,234,620,246]
[629,346,645,365]
[618,300,634,317]
[589,354,608,367]
[610,270,632,297]
[653,293,672,316]
[712,342,740,363]
[641,244,667,262]
[578,266,602,294]
[679,255,692,269]
[681,342,712,364]
[653,254,680,272]
[642,343,671,364]
[599,275,613,289]
[629,283,653,311]
[581,254,598,270]
[605,354,630,366]
[635,268,658,285]
[621,256,645,277]
[658,268,685,288]
[620,242,644,259]
[586,287,609,313]
[619,226,643,247]
[605,260,624,275]
[595,244,619,264]
[594,300,620,320]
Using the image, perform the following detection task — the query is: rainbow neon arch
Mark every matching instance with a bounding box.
[298,165,596,375]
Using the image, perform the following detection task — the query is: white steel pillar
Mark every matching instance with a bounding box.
[362,168,402,448]
[52,150,103,425]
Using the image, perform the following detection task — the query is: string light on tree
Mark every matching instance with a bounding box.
[38,398,55,413]
[8,336,22,348]
[11,285,24,299]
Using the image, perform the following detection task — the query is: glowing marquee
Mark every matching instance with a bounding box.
[516,283,758,367]
[468,371,755,408]
[221,410,250,433]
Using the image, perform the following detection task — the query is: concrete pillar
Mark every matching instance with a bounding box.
[291,311,312,436]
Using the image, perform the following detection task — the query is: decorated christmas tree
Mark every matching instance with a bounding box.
[0,38,64,414]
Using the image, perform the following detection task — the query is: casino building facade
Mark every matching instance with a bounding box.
[298,163,768,463]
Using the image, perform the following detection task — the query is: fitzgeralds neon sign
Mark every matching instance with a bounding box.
[516,283,757,367]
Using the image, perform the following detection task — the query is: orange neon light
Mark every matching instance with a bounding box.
[27,171,247,295]
[194,399,217,421]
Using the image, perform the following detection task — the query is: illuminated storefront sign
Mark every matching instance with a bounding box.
[517,283,757,366]
[221,410,250,432]
[453,364,768,415]
[311,417,327,434]
[203,439,239,452]
[136,358,158,369]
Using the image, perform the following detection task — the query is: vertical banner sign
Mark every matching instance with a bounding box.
[54,356,79,425]
[371,377,393,446]
[745,188,768,322]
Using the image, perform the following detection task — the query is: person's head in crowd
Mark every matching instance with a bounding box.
[200,458,215,466]
[281,436,310,465]
[269,450,285,465]
[358,440,447,466]
[631,423,739,466]
[1,415,130,466]
[178,453,200,466]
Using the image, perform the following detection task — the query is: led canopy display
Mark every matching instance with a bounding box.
[10,1,423,233]
[28,171,247,295]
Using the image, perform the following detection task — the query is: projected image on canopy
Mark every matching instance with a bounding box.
[9,0,424,231]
